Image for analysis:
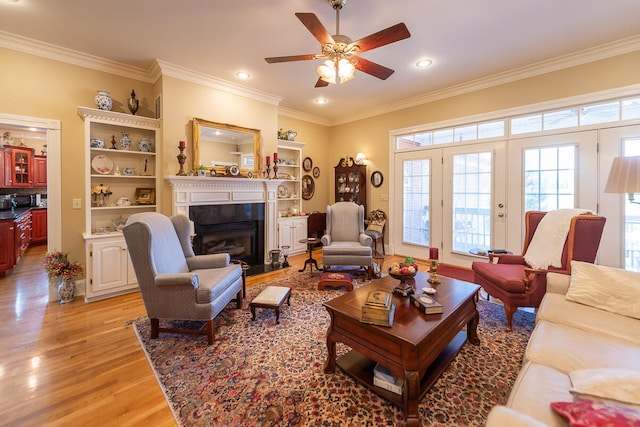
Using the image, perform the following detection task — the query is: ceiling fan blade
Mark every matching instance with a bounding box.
[315,77,329,88]
[295,12,335,46]
[265,54,318,63]
[353,57,395,80]
[350,23,411,54]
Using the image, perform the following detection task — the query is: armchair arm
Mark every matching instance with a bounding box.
[186,253,230,270]
[493,254,525,264]
[154,273,199,288]
[523,267,545,293]
[359,233,373,246]
[321,234,331,246]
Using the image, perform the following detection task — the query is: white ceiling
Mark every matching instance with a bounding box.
[1,0,639,125]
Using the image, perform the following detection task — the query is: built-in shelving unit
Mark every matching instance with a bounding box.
[276,140,307,255]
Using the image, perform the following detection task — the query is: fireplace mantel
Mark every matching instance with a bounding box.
[165,176,281,264]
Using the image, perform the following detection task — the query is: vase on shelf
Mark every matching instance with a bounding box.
[120,133,131,151]
[94,90,113,111]
[127,89,139,115]
[57,278,75,304]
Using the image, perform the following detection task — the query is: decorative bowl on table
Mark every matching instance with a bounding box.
[388,263,418,285]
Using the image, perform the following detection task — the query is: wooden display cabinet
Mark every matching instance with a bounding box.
[334,157,366,213]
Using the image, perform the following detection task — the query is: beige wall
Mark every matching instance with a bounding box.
[329,51,640,216]
[1,45,639,274]
[276,116,330,213]
[0,48,155,265]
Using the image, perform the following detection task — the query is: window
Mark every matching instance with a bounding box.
[452,152,492,252]
[402,159,430,246]
[524,146,576,211]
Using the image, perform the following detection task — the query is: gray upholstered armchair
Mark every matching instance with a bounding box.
[123,212,244,344]
[321,202,373,279]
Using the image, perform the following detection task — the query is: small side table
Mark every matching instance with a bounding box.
[298,238,321,274]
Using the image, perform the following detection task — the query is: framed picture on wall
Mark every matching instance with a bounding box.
[134,188,156,205]
[371,171,383,188]
[302,175,315,200]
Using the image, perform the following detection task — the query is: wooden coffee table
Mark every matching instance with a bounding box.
[323,272,481,426]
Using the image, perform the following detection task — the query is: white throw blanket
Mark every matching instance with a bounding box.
[524,209,590,270]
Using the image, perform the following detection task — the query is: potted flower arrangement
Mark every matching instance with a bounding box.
[42,251,83,304]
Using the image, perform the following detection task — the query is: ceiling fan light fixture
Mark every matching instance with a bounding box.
[318,60,337,84]
[317,58,355,84]
[337,58,356,83]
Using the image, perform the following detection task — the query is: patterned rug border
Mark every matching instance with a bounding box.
[132,271,534,426]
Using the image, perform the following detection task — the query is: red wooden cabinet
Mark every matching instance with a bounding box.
[31,208,47,244]
[32,155,47,187]
[0,220,15,274]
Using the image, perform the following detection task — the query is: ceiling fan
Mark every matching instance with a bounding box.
[264,0,411,87]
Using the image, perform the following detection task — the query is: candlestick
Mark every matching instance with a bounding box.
[429,247,439,260]
[273,164,278,179]
[176,144,187,176]
[273,152,278,163]
[266,155,270,166]
[265,165,271,179]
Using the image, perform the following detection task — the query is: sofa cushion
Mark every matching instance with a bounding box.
[569,368,640,406]
[551,400,640,426]
[537,293,640,345]
[526,321,640,374]
[322,241,372,256]
[566,261,640,320]
[506,361,573,427]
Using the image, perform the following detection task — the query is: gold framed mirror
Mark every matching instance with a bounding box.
[192,118,261,177]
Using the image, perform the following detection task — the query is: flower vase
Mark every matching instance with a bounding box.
[94,90,113,111]
[58,278,75,304]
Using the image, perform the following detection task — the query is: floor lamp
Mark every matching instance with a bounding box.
[604,156,640,202]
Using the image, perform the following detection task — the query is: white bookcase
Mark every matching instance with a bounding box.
[78,107,161,301]
[276,140,307,255]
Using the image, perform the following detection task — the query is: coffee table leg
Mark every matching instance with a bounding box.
[405,370,421,427]
[467,308,480,345]
[324,329,336,374]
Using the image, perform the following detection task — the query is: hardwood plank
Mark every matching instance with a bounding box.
[0,244,411,426]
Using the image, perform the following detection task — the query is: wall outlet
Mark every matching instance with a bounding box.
[72,198,82,209]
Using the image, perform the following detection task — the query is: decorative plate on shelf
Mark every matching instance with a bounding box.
[91,155,114,174]
[277,184,290,198]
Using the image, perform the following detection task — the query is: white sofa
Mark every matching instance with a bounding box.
[485,262,640,426]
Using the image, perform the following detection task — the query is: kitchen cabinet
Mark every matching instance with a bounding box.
[277,216,308,256]
[0,220,15,274]
[31,208,47,243]
[14,210,31,264]
[32,155,47,187]
[78,107,160,301]
[334,157,366,213]
[4,147,34,187]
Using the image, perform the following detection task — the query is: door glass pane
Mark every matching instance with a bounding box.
[402,159,430,246]
[452,152,492,252]
[524,145,576,211]
[623,138,640,272]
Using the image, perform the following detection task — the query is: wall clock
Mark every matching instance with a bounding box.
[303,157,313,171]
[371,171,383,188]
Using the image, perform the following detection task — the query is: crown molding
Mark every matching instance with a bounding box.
[154,60,282,106]
[335,34,640,126]
[277,106,331,127]
[0,30,154,83]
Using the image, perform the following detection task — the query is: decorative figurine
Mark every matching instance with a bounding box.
[127,89,139,115]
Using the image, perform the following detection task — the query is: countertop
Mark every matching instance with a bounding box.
[0,206,47,221]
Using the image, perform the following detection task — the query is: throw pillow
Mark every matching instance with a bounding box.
[569,368,640,406]
[566,261,640,320]
[366,220,385,234]
[551,400,640,426]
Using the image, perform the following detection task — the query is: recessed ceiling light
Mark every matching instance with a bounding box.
[314,98,328,105]
[235,71,251,80]
[416,59,433,68]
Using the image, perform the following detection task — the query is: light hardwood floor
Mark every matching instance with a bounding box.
[0,244,405,426]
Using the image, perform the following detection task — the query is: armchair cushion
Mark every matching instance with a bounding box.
[187,253,230,270]
[322,241,372,257]
[155,273,198,288]
[194,265,243,304]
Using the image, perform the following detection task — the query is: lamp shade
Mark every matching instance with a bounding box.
[355,152,366,164]
[604,156,640,194]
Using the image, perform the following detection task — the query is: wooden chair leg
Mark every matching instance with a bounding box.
[206,319,215,344]
[381,236,385,255]
[504,305,517,332]
[150,318,160,339]
[236,290,243,308]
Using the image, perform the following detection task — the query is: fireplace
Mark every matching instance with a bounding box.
[189,203,264,269]
[165,176,281,277]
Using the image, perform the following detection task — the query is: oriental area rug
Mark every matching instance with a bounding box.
[132,270,534,427]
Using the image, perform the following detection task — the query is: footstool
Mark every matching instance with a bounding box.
[250,286,292,324]
[318,272,353,291]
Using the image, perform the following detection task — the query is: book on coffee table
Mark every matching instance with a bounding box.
[373,375,404,395]
[410,294,444,314]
